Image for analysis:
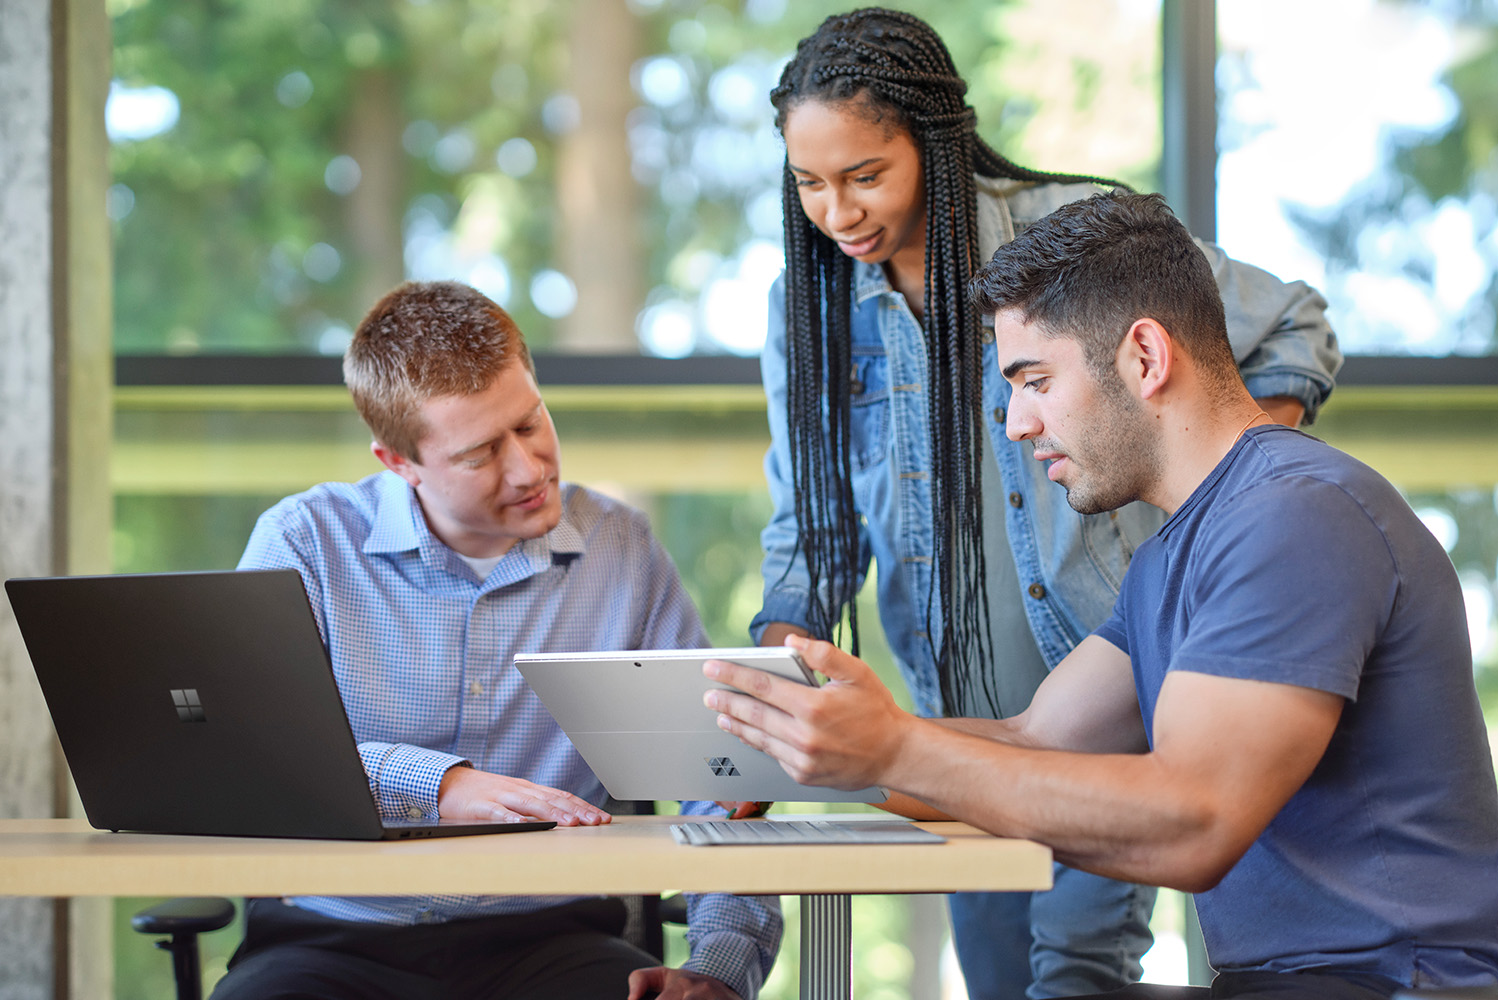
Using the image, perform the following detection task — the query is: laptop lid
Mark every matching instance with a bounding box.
[4,569,552,840]
[514,647,887,804]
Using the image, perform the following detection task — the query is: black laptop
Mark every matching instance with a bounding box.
[4,569,554,841]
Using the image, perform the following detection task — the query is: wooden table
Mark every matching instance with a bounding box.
[0,815,1052,999]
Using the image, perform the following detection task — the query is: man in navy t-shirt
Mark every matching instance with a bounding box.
[706,192,1497,998]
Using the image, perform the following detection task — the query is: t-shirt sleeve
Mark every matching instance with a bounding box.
[1093,599,1131,656]
[1171,478,1398,700]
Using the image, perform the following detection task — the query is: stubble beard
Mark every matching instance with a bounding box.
[1057,380,1162,516]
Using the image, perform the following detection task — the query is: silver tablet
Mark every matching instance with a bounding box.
[514,647,887,804]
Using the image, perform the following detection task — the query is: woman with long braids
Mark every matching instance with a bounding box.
[749,9,1342,999]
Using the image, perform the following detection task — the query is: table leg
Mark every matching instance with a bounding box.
[798,893,851,1000]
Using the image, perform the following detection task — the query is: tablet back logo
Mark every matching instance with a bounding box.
[705,756,740,777]
[170,688,206,723]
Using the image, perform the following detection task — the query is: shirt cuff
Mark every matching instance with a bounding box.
[681,928,768,1000]
[749,588,814,643]
[359,741,469,820]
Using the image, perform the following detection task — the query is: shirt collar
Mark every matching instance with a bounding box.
[1159,426,1277,539]
[543,490,585,559]
[363,471,585,573]
[365,470,423,556]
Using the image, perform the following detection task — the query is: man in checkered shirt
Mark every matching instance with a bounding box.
[213,281,781,1000]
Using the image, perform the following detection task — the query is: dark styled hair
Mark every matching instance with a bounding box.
[969,191,1237,385]
[344,280,534,462]
[770,6,1123,714]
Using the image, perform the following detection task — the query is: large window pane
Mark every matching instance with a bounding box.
[108,0,1160,358]
[1215,0,1497,355]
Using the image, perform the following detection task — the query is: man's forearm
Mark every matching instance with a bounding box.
[1254,394,1305,428]
[929,715,1034,743]
[880,720,1224,891]
[681,895,781,1000]
[880,669,1340,895]
[757,622,810,647]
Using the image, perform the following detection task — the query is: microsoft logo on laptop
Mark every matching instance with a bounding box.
[170,688,206,723]
[705,757,740,777]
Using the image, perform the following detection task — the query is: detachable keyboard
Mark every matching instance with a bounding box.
[669,819,947,846]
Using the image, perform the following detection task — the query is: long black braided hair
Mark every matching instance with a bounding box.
[771,7,1123,716]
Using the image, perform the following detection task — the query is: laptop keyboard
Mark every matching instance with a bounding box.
[669,819,946,846]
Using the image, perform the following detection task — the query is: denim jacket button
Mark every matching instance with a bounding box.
[992,406,1006,424]
[1008,492,1023,509]
[1027,583,1046,600]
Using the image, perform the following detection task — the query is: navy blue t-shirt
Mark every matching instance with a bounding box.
[1094,425,1497,987]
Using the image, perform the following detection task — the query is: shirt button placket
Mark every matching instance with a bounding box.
[460,593,492,758]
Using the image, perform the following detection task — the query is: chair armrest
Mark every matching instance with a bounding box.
[131,897,237,936]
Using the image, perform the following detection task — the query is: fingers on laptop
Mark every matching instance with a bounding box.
[493,780,610,826]
[439,768,610,825]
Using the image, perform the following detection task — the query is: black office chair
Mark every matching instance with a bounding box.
[134,891,687,996]
[613,798,690,961]
[132,802,686,996]
[130,896,237,1000]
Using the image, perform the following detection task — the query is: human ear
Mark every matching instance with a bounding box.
[372,440,422,487]
[1120,318,1173,401]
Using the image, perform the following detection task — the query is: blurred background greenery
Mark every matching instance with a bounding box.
[103,0,1495,997]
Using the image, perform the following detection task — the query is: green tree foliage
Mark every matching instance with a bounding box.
[1245,0,1498,354]
[112,0,1159,357]
[110,0,567,352]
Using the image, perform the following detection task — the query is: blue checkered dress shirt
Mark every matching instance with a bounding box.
[238,472,781,999]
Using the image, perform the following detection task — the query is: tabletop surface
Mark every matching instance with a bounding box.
[0,815,1053,898]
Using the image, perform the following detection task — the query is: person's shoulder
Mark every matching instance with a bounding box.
[1241,427,1393,498]
[1193,428,1457,616]
[1210,427,1409,545]
[554,484,677,581]
[267,472,387,517]
[558,483,655,539]
[983,177,1106,225]
[254,472,392,538]
[240,473,404,573]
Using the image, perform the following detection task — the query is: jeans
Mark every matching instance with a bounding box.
[950,864,1157,999]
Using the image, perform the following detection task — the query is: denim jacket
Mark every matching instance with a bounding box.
[752,179,1343,718]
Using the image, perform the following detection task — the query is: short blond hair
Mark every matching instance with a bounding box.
[344,281,534,462]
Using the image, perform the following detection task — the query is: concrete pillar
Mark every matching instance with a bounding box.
[0,0,113,995]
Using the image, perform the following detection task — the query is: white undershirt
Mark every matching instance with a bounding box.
[456,552,504,580]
